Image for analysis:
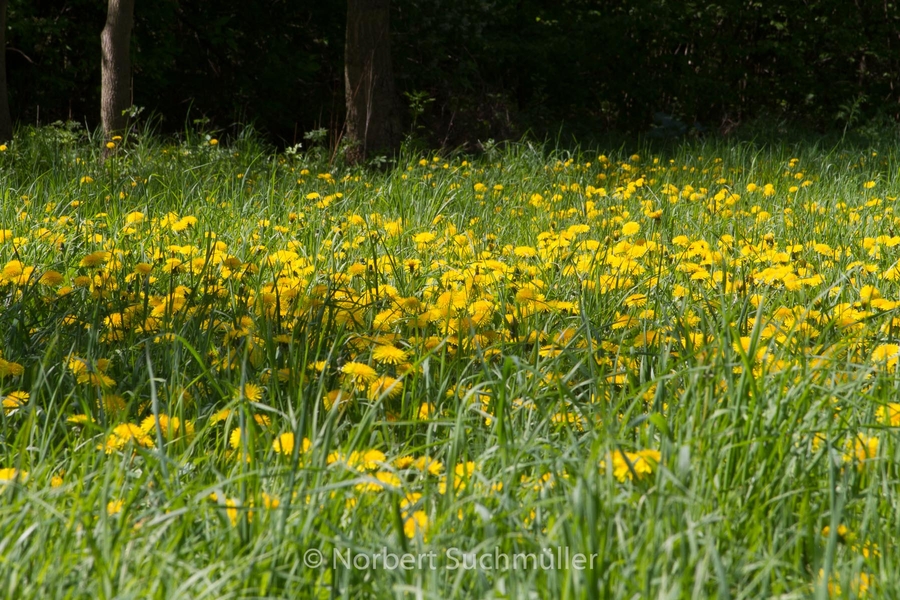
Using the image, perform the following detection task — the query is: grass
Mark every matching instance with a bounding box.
[0,124,898,598]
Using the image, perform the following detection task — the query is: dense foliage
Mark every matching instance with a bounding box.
[5,0,900,146]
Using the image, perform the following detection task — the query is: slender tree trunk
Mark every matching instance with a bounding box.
[101,0,135,141]
[344,0,401,164]
[0,0,12,143]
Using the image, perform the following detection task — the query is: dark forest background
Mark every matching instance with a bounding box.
[6,0,900,148]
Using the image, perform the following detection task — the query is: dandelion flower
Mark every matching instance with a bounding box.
[139,414,194,441]
[38,271,64,286]
[879,403,900,427]
[347,449,386,471]
[341,362,378,387]
[368,375,402,400]
[79,251,110,268]
[356,471,402,492]
[1,391,28,415]
[0,468,27,484]
[209,408,232,424]
[413,456,443,475]
[417,402,434,419]
[273,432,311,456]
[602,449,660,482]
[100,424,153,454]
[236,383,263,402]
[621,221,640,236]
[324,389,351,410]
[372,344,408,365]
[403,510,428,539]
[229,427,243,450]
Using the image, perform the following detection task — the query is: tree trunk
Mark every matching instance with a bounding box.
[101,0,135,141]
[0,0,12,143]
[344,0,401,164]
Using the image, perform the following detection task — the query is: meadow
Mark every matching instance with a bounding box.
[0,126,898,598]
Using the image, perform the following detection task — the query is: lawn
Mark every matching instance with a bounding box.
[0,126,896,598]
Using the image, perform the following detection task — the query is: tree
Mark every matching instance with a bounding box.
[0,0,12,143]
[344,0,400,163]
[101,0,135,141]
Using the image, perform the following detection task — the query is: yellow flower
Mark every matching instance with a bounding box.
[100,424,154,454]
[229,427,243,450]
[864,180,876,189]
[210,494,241,526]
[0,468,26,483]
[872,343,900,370]
[38,270,64,286]
[348,449,386,471]
[372,344,407,365]
[139,414,194,441]
[621,221,640,236]
[262,492,280,509]
[879,403,900,427]
[412,232,437,249]
[68,356,116,388]
[125,211,145,224]
[209,139,219,146]
[239,383,264,402]
[355,471,401,492]
[2,391,28,414]
[623,293,647,308]
[849,435,878,465]
[403,510,429,539]
[822,524,852,542]
[324,389,351,410]
[442,461,476,493]
[368,375,402,400]
[413,456,443,475]
[341,362,378,386]
[78,251,110,268]
[859,285,881,305]
[273,432,311,456]
[171,216,197,232]
[417,402,434,419]
[107,499,124,515]
[602,449,660,482]
[513,246,537,258]
[209,408,232,424]
[101,393,126,415]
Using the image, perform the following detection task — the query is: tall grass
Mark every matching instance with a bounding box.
[0,125,896,598]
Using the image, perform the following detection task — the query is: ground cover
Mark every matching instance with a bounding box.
[0,129,897,598]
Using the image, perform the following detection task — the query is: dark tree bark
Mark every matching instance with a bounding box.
[101,0,135,141]
[0,0,12,143]
[344,0,401,164]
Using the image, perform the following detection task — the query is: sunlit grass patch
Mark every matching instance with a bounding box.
[0,131,898,597]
